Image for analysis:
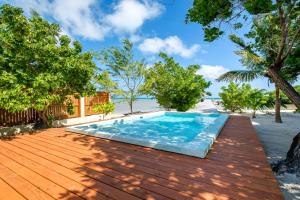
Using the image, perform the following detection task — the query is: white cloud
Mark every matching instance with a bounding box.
[128,34,144,43]
[105,0,164,34]
[138,36,200,58]
[197,65,229,79]
[10,0,164,40]
[51,0,109,40]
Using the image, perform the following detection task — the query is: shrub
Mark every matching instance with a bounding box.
[246,89,274,118]
[219,82,251,112]
[93,102,115,119]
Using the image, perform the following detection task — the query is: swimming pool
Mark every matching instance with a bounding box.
[66,111,229,158]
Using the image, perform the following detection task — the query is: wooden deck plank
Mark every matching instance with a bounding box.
[0,153,83,200]
[0,145,137,200]
[0,141,171,200]
[40,129,274,176]
[21,131,280,197]
[0,176,27,200]
[9,136,226,200]
[0,116,284,200]
[0,164,54,200]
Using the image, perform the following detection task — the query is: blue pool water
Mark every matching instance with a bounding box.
[66,111,228,158]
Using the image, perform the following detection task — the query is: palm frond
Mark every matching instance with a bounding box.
[235,50,265,69]
[217,70,263,82]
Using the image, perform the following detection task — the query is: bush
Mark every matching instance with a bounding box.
[93,102,115,119]
[246,89,274,118]
[219,82,251,112]
[142,53,211,111]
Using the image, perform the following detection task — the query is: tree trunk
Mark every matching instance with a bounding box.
[129,101,133,115]
[275,84,282,123]
[268,68,300,109]
[37,110,49,128]
[273,132,300,175]
[252,110,256,118]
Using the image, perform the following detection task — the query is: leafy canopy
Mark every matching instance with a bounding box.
[97,39,146,114]
[186,0,283,42]
[187,0,299,78]
[0,4,96,114]
[190,0,300,109]
[142,53,211,112]
[217,16,299,83]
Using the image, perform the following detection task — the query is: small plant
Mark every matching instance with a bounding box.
[246,89,274,118]
[47,112,56,127]
[93,102,115,119]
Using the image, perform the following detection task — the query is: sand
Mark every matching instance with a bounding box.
[250,112,300,200]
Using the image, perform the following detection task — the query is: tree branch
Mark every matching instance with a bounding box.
[282,27,300,61]
[274,5,288,69]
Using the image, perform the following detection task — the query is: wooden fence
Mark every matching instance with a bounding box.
[85,92,109,116]
[0,92,109,127]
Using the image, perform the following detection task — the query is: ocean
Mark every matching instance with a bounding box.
[112,97,221,114]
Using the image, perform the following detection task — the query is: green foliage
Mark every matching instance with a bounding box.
[0,5,96,125]
[142,53,211,111]
[267,85,300,105]
[204,27,224,42]
[47,112,56,127]
[218,18,298,84]
[95,70,118,94]
[233,22,243,30]
[93,102,115,119]
[217,70,263,82]
[243,0,273,14]
[186,0,281,42]
[97,39,145,114]
[220,82,276,115]
[283,47,300,81]
[246,89,273,118]
[219,82,251,112]
[186,0,233,26]
[65,99,75,115]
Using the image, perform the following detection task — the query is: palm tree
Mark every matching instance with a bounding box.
[217,35,299,123]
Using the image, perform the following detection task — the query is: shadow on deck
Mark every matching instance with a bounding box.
[0,116,283,200]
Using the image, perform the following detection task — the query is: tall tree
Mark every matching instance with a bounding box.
[217,31,299,122]
[142,53,210,111]
[0,4,96,126]
[186,0,300,109]
[97,39,146,114]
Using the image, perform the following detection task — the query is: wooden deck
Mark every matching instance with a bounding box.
[0,116,284,200]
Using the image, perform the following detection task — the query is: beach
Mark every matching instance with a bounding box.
[112,98,219,114]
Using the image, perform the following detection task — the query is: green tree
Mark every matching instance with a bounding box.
[219,82,251,112]
[0,5,96,126]
[216,23,299,122]
[93,102,115,120]
[142,53,210,111]
[97,39,145,114]
[186,0,300,109]
[246,89,273,118]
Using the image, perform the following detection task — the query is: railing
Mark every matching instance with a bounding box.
[0,92,109,127]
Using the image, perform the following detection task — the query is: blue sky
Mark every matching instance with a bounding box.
[5,0,299,97]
